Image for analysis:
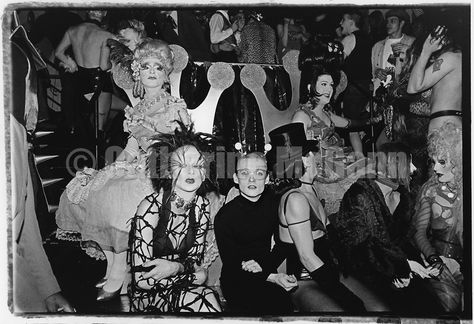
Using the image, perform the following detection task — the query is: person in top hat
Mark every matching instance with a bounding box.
[267,122,366,313]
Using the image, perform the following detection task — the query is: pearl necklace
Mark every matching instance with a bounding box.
[135,92,167,114]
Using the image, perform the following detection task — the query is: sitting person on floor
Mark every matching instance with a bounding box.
[267,122,366,313]
[411,122,463,312]
[128,122,222,312]
[214,152,297,314]
[330,142,443,315]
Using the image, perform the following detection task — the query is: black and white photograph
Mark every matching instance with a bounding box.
[4,1,470,322]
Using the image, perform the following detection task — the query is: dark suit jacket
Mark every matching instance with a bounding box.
[157,10,211,62]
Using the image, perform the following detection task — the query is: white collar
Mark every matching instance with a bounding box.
[387,33,404,41]
[375,180,397,197]
[169,11,178,22]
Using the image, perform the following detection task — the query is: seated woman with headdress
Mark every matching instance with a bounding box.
[292,41,380,214]
[128,122,222,313]
[411,122,463,312]
[55,39,191,301]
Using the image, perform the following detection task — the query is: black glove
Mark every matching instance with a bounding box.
[310,264,366,313]
[345,115,382,131]
[427,254,445,275]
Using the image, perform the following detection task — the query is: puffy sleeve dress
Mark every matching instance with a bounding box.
[55,93,191,256]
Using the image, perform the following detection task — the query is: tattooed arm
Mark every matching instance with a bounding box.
[407,31,456,94]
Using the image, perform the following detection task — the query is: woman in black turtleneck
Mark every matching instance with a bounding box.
[214,152,296,314]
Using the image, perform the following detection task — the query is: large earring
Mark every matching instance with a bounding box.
[133,80,145,99]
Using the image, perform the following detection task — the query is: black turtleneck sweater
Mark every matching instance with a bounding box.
[214,189,279,287]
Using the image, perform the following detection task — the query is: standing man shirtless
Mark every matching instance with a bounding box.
[55,10,115,133]
[407,25,462,133]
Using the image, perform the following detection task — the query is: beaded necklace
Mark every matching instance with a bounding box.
[170,191,197,211]
[134,92,167,114]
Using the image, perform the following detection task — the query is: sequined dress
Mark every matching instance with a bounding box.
[55,93,190,255]
[296,105,374,215]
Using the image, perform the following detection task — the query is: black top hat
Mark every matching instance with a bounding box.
[268,122,319,156]
[267,123,319,179]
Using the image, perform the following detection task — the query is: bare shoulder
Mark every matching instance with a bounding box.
[98,29,116,41]
[292,110,310,123]
[439,51,462,64]
[285,192,309,221]
[136,193,159,215]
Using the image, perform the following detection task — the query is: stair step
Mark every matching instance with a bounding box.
[41,178,63,187]
[34,130,55,138]
[47,204,59,213]
[34,154,59,165]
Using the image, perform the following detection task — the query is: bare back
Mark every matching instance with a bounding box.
[429,52,462,131]
[67,22,114,68]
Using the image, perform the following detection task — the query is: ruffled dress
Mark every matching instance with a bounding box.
[55,93,190,256]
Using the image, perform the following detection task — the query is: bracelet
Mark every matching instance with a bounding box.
[427,254,442,264]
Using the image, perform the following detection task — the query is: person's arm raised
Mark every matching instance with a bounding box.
[407,27,456,93]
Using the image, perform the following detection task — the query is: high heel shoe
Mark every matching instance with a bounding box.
[95,278,107,289]
[96,286,122,302]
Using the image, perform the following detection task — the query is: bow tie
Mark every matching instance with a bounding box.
[167,15,177,29]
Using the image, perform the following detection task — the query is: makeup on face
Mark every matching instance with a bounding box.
[171,146,205,193]
[314,74,334,104]
[139,57,167,88]
[433,156,455,183]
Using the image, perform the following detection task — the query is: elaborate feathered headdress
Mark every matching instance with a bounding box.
[147,121,218,196]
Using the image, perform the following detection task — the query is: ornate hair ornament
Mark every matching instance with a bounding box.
[234,142,272,156]
[327,41,343,56]
[249,12,263,21]
[131,38,175,81]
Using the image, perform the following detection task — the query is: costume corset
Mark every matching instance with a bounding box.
[298,105,343,147]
